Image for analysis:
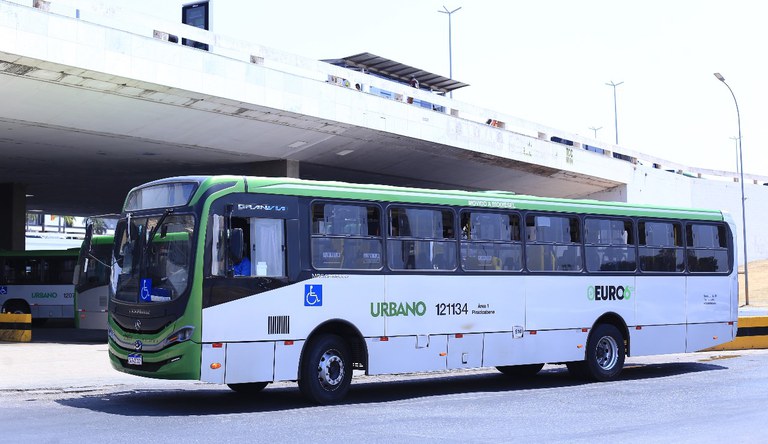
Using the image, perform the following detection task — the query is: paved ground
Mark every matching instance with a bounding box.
[2,342,768,443]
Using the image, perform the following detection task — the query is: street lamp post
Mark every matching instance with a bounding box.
[714,72,749,305]
[438,5,461,98]
[605,81,623,144]
[606,80,624,145]
[730,136,740,175]
[589,126,603,139]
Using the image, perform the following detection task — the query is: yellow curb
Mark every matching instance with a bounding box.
[0,313,32,342]
[706,316,768,351]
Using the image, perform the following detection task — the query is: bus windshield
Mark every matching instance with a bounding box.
[111,214,195,303]
[75,241,112,293]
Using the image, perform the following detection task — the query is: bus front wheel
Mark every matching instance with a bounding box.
[298,333,352,405]
[570,324,625,381]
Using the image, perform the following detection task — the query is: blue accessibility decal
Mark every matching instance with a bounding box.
[0,286,7,295]
[304,284,322,307]
[140,279,152,303]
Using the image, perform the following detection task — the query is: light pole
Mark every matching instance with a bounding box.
[438,5,461,98]
[730,136,740,175]
[605,81,623,144]
[714,72,749,305]
[589,126,603,139]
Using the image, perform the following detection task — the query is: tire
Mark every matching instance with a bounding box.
[4,301,30,315]
[582,324,625,381]
[227,382,269,395]
[496,363,545,377]
[298,334,352,405]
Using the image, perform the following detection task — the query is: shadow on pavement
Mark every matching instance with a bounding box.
[57,361,726,416]
[31,319,106,344]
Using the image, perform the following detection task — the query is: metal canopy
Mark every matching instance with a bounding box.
[322,52,470,93]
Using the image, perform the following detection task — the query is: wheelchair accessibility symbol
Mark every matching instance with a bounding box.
[304,284,322,307]
[140,279,152,303]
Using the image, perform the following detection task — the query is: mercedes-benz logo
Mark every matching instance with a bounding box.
[134,340,143,351]
[134,319,142,331]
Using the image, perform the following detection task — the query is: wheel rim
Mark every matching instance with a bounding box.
[595,335,619,370]
[316,349,345,391]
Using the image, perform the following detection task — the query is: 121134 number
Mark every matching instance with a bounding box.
[435,303,468,316]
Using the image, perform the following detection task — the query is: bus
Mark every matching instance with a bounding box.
[1,249,78,322]
[73,235,113,330]
[106,176,738,404]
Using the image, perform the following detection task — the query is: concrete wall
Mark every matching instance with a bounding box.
[690,178,768,264]
[622,166,768,264]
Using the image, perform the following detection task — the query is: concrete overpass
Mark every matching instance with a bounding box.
[1,0,767,260]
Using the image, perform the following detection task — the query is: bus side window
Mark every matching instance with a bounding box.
[687,223,728,273]
[311,203,382,271]
[251,218,286,277]
[639,221,684,272]
[585,218,636,272]
[460,211,522,272]
[526,214,581,272]
[388,207,456,271]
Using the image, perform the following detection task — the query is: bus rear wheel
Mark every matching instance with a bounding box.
[496,363,545,377]
[227,382,268,395]
[3,300,30,315]
[298,334,352,405]
[571,324,625,381]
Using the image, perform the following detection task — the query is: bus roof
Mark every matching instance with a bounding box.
[139,175,725,222]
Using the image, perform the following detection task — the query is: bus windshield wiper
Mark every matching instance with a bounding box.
[137,208,174,284]
[143,208,174,256]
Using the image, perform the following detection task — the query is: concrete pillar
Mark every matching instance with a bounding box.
[0,183,26,251]
[249,160,300,178]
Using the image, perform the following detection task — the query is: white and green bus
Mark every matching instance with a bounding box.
[1,249,78,322]
[73,235,113,330]
[107,176,738,404]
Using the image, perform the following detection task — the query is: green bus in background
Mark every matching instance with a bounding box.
[74,235,113,330]
[0,249,78,322]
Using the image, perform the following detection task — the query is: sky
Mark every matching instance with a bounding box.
[111,0,768,177]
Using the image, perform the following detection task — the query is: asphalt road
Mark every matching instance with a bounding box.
[1,326,767,443]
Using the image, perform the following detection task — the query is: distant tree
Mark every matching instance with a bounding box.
[92,218,107,235]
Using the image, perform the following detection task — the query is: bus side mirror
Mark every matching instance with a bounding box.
[84,223,94,254]
[74,224,94,286]
[228,228,244,262]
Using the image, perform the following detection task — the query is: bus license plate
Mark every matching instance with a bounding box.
[127,353,143,366]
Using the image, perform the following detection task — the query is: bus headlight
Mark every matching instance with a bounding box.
[162,326,195,347]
